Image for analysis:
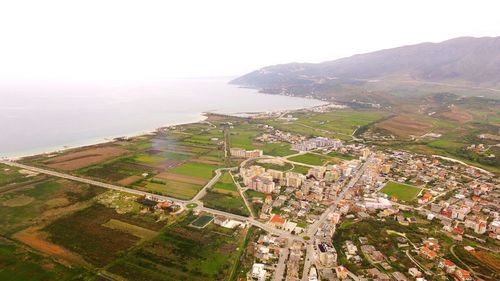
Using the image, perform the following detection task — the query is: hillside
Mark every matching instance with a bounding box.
[231,36,500,99]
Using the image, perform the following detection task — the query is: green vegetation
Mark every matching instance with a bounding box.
[327,151,357,160]
[0,240,91,281]
[107,214,246,281]
[253,161,293,172]
[190,215,214,228]
[202,191,249,217]
[143,180,201,200]
[0,180,104,236]
[260,142,295,157]
[290,164,310,174]
[44,203,163,266]
[288,153,336,166]
[380,181,423,202]
[169,162,220,179]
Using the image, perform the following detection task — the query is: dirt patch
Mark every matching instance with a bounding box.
[44,198,71,208]
[155,172,207,185]
[2,195,34,207]
[376,115,433,138]
[191,159,223,165]
[44,146,129,171]
[14,227,89,266]
[438,107,473,123]
[154,159,183,169]
[117,175,143,186]
[470,250,500,272]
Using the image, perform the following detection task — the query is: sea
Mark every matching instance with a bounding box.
[0,78,325,158]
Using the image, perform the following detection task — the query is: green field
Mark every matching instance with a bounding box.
[169,162,220,179]
[0,240,90,281]
[327,151,357,160]
[290,164,310,174]
[0,180,104,236]
[380,181,423,202]
[252,161,293,172]
[260,142,295,157]
[202,191,249,217]
[0,165,32,187]
[190,215,214,228]
[107,214,246,281]
[143,180,201,200]
[288,153,336,166]
[44,203,163,266]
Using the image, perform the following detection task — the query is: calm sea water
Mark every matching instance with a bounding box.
[0,78,325,157]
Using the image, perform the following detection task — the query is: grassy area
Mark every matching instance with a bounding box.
[260,142,295,157]
[0,180,104,236]
[290,164,310,174]
[327,151,357,160]
[143,180,201,200]
[288,153,336,166]
[253,161,293,172]
[191,215,214,228]
[380,181,423,202]
[0,165,32,187]
[169,162,220,179]
[107,214,245,281]
[0,240,91,281]
[202,191,250,217]
[44,203,164,266]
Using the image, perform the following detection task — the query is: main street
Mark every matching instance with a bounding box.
[0,159,301,240]
[301,154,374,281]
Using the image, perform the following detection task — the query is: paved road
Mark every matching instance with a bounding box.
[0,160,189,204]
[272,246,289,281]
[301,154,374,281]
[192,167,235,202]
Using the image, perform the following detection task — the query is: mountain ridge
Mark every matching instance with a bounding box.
[231,36,500,98]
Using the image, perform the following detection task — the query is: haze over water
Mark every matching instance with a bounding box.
[0,78,325,158]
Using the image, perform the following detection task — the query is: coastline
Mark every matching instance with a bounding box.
[3,102,328,161]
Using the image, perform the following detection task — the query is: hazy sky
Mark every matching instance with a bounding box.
[1,0,499,80]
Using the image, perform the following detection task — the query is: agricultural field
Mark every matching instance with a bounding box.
[380,181,423,202]
[0,179,104,236]
[288,153,337,166]
[0,239,93,281]
[265,110,387,140]
[107,214,247,281]
[169,162,220,179]
[190,215,214,228]
[212,172,238,195]
[202,191,249,217]
[44,203,164,267]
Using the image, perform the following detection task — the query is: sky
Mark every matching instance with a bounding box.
[0,0,499,80]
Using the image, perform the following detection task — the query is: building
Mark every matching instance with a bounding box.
[248,176,275,194]
[438,259,457,274]
[269,215,286,228]
[230,147,263,158]
[453,268,474,281]
[251,263,266,281]
[285,172,305,188]
[335,266,348,279]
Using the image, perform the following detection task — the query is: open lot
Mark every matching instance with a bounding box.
[288,153,337,166]
[0,179,104,236]
[107,214,245,281]
[202,191,249,217]
[190,215,214,228]
[143,180,202,200]
[376,115,433,138]
[380,181,423,202]
[169,162,220,179]
[0,238,91,281]
[44,203,163,266]
[43,145,129,171]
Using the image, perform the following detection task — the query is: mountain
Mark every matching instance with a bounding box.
[231,36,500,99]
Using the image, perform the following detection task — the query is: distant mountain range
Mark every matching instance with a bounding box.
[231,36,500,99]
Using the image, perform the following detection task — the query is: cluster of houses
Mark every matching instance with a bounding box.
[230,147,263,158]
[291,137,342,152]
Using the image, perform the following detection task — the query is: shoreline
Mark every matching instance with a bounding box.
[2,102,328,161]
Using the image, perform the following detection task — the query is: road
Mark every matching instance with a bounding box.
[272,246,289,281]
[301,154,374,281]
[0,160,189,204]
[0,160,301,240]
[192,167,235,202]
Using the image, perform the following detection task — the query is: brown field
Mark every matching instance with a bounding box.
[14,227,89,266]
[438,107,473,123]
[117,175,143,186]
[376,115,433,138]
[156,172,207,185]
[154,159,183,169]
[44,146,129,170]
[471,250,500,272]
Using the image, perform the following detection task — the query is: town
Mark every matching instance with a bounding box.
[0,110,498,281]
